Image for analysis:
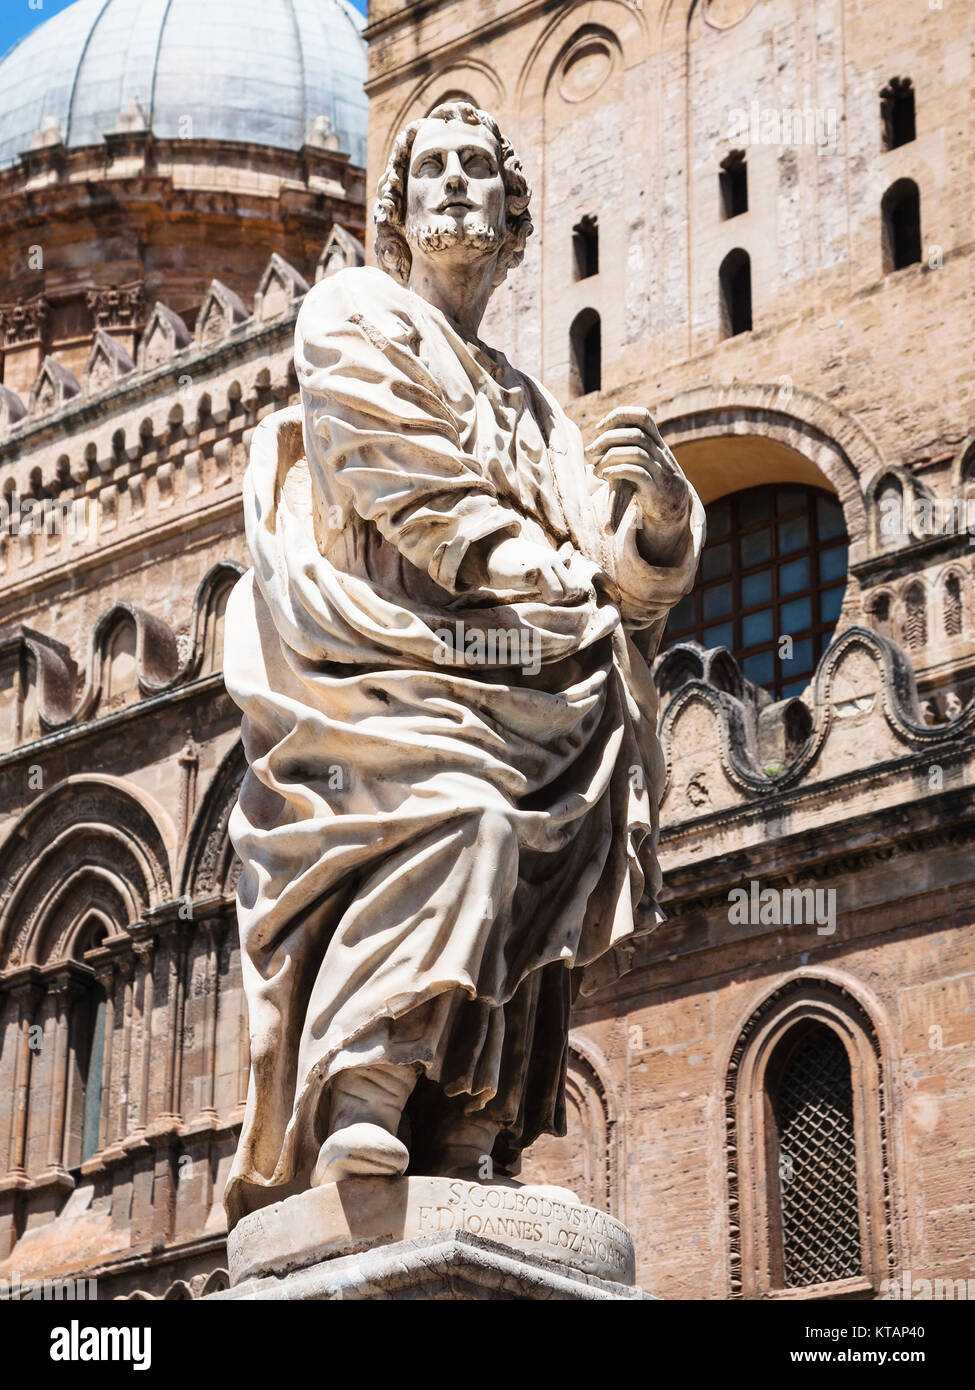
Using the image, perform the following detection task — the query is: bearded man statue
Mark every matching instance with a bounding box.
[222,102,703,1228]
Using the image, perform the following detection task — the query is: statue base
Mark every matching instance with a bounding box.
[216,1176,646,1301]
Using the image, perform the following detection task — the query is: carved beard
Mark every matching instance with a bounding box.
[409,217,502,257]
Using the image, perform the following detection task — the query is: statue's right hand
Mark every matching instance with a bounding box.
[485,536,588,604]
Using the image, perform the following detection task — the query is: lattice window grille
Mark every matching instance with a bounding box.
[774,1025,863,1288]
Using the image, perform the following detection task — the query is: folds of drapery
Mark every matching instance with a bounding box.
[222,267,703,1224]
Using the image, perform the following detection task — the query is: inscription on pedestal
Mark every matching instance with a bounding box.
[415,1182,632,1279]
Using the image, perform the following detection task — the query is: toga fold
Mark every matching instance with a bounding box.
[223,266,703,1225]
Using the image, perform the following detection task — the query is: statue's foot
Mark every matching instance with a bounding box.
[312,1122,409,1185]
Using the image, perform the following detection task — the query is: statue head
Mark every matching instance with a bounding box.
[374,103,533,291]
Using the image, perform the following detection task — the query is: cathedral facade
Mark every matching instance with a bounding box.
[1,0,973,1300]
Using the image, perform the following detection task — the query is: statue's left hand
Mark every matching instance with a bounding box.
[586,407,689,532]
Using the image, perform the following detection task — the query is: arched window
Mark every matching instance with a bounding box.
[719,248,752,337]
[881,77,915,150]
[569,309,601,396]
[66,919,109,1168]
[78,985,108,1163]
[882,179,921,272]
[868,591,892,640]
[725,980,894,1299]
[903,581,927,650]
[943,573,963,638]
[767,1022,861,1288]
[204,582,234,673]
[105,620,138,705]
[662,484,849,699]
[875,472,906,547]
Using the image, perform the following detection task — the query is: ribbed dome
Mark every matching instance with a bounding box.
[0,0,367,169]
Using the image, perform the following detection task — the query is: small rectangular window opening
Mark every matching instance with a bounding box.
[572,215,599,280]
[720,151,748,220]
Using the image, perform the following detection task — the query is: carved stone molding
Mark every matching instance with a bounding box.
[86,282,147,331]
[0,295,49,346]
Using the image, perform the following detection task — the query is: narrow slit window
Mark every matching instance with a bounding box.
[572,215,599,280]
[720,151,748,219]
[882,179,921,272]
[881,77,915,150]
[719,248,752,338]
[569,309,601,396]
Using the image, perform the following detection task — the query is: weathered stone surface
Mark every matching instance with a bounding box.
[228,1177,636,1288]
[216,1229,647,1302]
[0,0,972,1308]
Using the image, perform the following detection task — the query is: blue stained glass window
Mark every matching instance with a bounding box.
[821,586,844,623]
[704,622,734,649]
[781,597,812,632]
[781,556,810,595]
[743,609,774,645]
[743,569,773,605]
[662,482,849,700]
[819,545,848,583]
[703,583,733,619]
[741,528,771,566]
[702,542,732,580]
[778,515,809,553]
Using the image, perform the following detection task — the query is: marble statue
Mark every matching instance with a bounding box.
[222,102,703,1230]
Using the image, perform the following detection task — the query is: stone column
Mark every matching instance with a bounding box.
[128,936,156,1139]
[164,922,191,1122]
[5,971,43,1180]
[113,954,135,1146]
[39,964,85,1183]
[196,914,225,1126]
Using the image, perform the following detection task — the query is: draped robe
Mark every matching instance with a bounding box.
[223,265,703,1225]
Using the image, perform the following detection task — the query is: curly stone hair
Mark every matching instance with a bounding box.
[374,102,533,290]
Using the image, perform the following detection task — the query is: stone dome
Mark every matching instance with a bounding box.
[0,0,367,170]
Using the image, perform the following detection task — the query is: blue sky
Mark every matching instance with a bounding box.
[0,0,368,61]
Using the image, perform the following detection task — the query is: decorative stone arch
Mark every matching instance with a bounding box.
[515,1,647,114]
[517,1031,624,1219]
[949,434,975,496]
[900,575,929,653]
[24,866,133,967]
[186,561,245,679]
[724,972,897,1299]
[0,776,175,968]
[382,60,507,162]
[85,601,179,720]
[863,584,896,641]
[654,385,877,567]
[936,563,967,641]
[865,464,936,553]
[180,740,246,901]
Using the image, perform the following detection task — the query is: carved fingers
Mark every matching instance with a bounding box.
[587,408,688,528]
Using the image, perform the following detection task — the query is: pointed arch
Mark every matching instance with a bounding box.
[180,740,246,900]
[0,777,174,968]
[724,973,897,1299]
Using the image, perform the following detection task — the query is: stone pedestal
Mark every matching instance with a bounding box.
[212,1176,647,1301]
